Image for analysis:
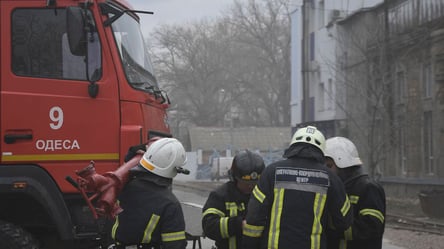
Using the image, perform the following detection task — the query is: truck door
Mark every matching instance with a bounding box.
[0,4,120,185]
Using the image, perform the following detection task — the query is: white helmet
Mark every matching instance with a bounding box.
[139,138,187,178]
[290,126,326,153]
[325,137,362,168]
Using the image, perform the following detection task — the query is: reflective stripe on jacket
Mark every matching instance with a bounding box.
[328,171,386,249]
[112,176,187,249]
[243,151,353,249]
[202,181,250,249]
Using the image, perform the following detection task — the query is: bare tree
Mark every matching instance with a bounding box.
[151,20,236,127]
[227,0,292,126]
[150,0,292,128]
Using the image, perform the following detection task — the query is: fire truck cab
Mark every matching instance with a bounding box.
[0,0,170,248]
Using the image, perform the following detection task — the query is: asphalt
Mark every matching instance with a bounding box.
[173,179,223,193]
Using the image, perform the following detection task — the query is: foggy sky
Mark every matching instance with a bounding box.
[127,0,239,35]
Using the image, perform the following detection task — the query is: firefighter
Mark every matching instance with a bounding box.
[242,126,353,249]
[325,136,386,249]
[202,150,265,249]
[111,137,188,249]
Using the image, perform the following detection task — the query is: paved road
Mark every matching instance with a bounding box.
[173,179,406,249]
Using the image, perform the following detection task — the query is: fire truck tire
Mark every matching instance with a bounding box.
[0,220,39,249]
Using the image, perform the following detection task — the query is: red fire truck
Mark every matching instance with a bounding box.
[0,0,171,248]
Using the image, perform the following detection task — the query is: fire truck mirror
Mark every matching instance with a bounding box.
[66,7,87,56]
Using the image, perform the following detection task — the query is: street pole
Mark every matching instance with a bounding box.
[229,109,233,156]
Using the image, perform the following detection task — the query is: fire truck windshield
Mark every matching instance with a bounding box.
[111,12,158,91]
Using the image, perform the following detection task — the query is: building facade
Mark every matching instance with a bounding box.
[292,0,444,196]
[291,0,382,136]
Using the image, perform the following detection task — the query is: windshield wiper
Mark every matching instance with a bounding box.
[135,83,170,104]
[100,3,154,27]
[143,86,170,105]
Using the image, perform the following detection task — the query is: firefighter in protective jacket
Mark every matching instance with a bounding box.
[242,126,353,249]
[325,137,386,249]
[112,138,189,249]
[202,150,265,249]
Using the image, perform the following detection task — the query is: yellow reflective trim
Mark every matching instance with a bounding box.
[220,217,230,238]
[1,153,119,162]
[341,195,351,217]
[242,175,252,180]
[238,203,246,212]
[142,214,160,243]
[252,185,266,203]
[349,195,359,204]
[241,172,260,180]
[111,215,119,240]
[339,239,347,249]
[222,203,238,249]
[161,231,186,242]
[359,209,385,223]
[243,223,264,237]
[140,157,155,171]
[225,202,238,217]
[311,193,327,249]
[229,236,236,249]
[344,226,353,240]
[268,188,284,249]
[203,208,225,218]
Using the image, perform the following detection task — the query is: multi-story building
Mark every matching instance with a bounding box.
[292,0,444,197]
[291,0,382,137]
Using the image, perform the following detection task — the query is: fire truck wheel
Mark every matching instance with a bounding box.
[0,220,39,249]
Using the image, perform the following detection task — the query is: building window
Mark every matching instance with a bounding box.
[308,97,315,121]
[309,0,315,9]
[395,71,406,103]
[318,82,325,111]
[398,125,406,175]
[327,78,333,110]
[423,111,434,175]
[422,63,433,98]
[318,0,325,27]
[310,32,315,61]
